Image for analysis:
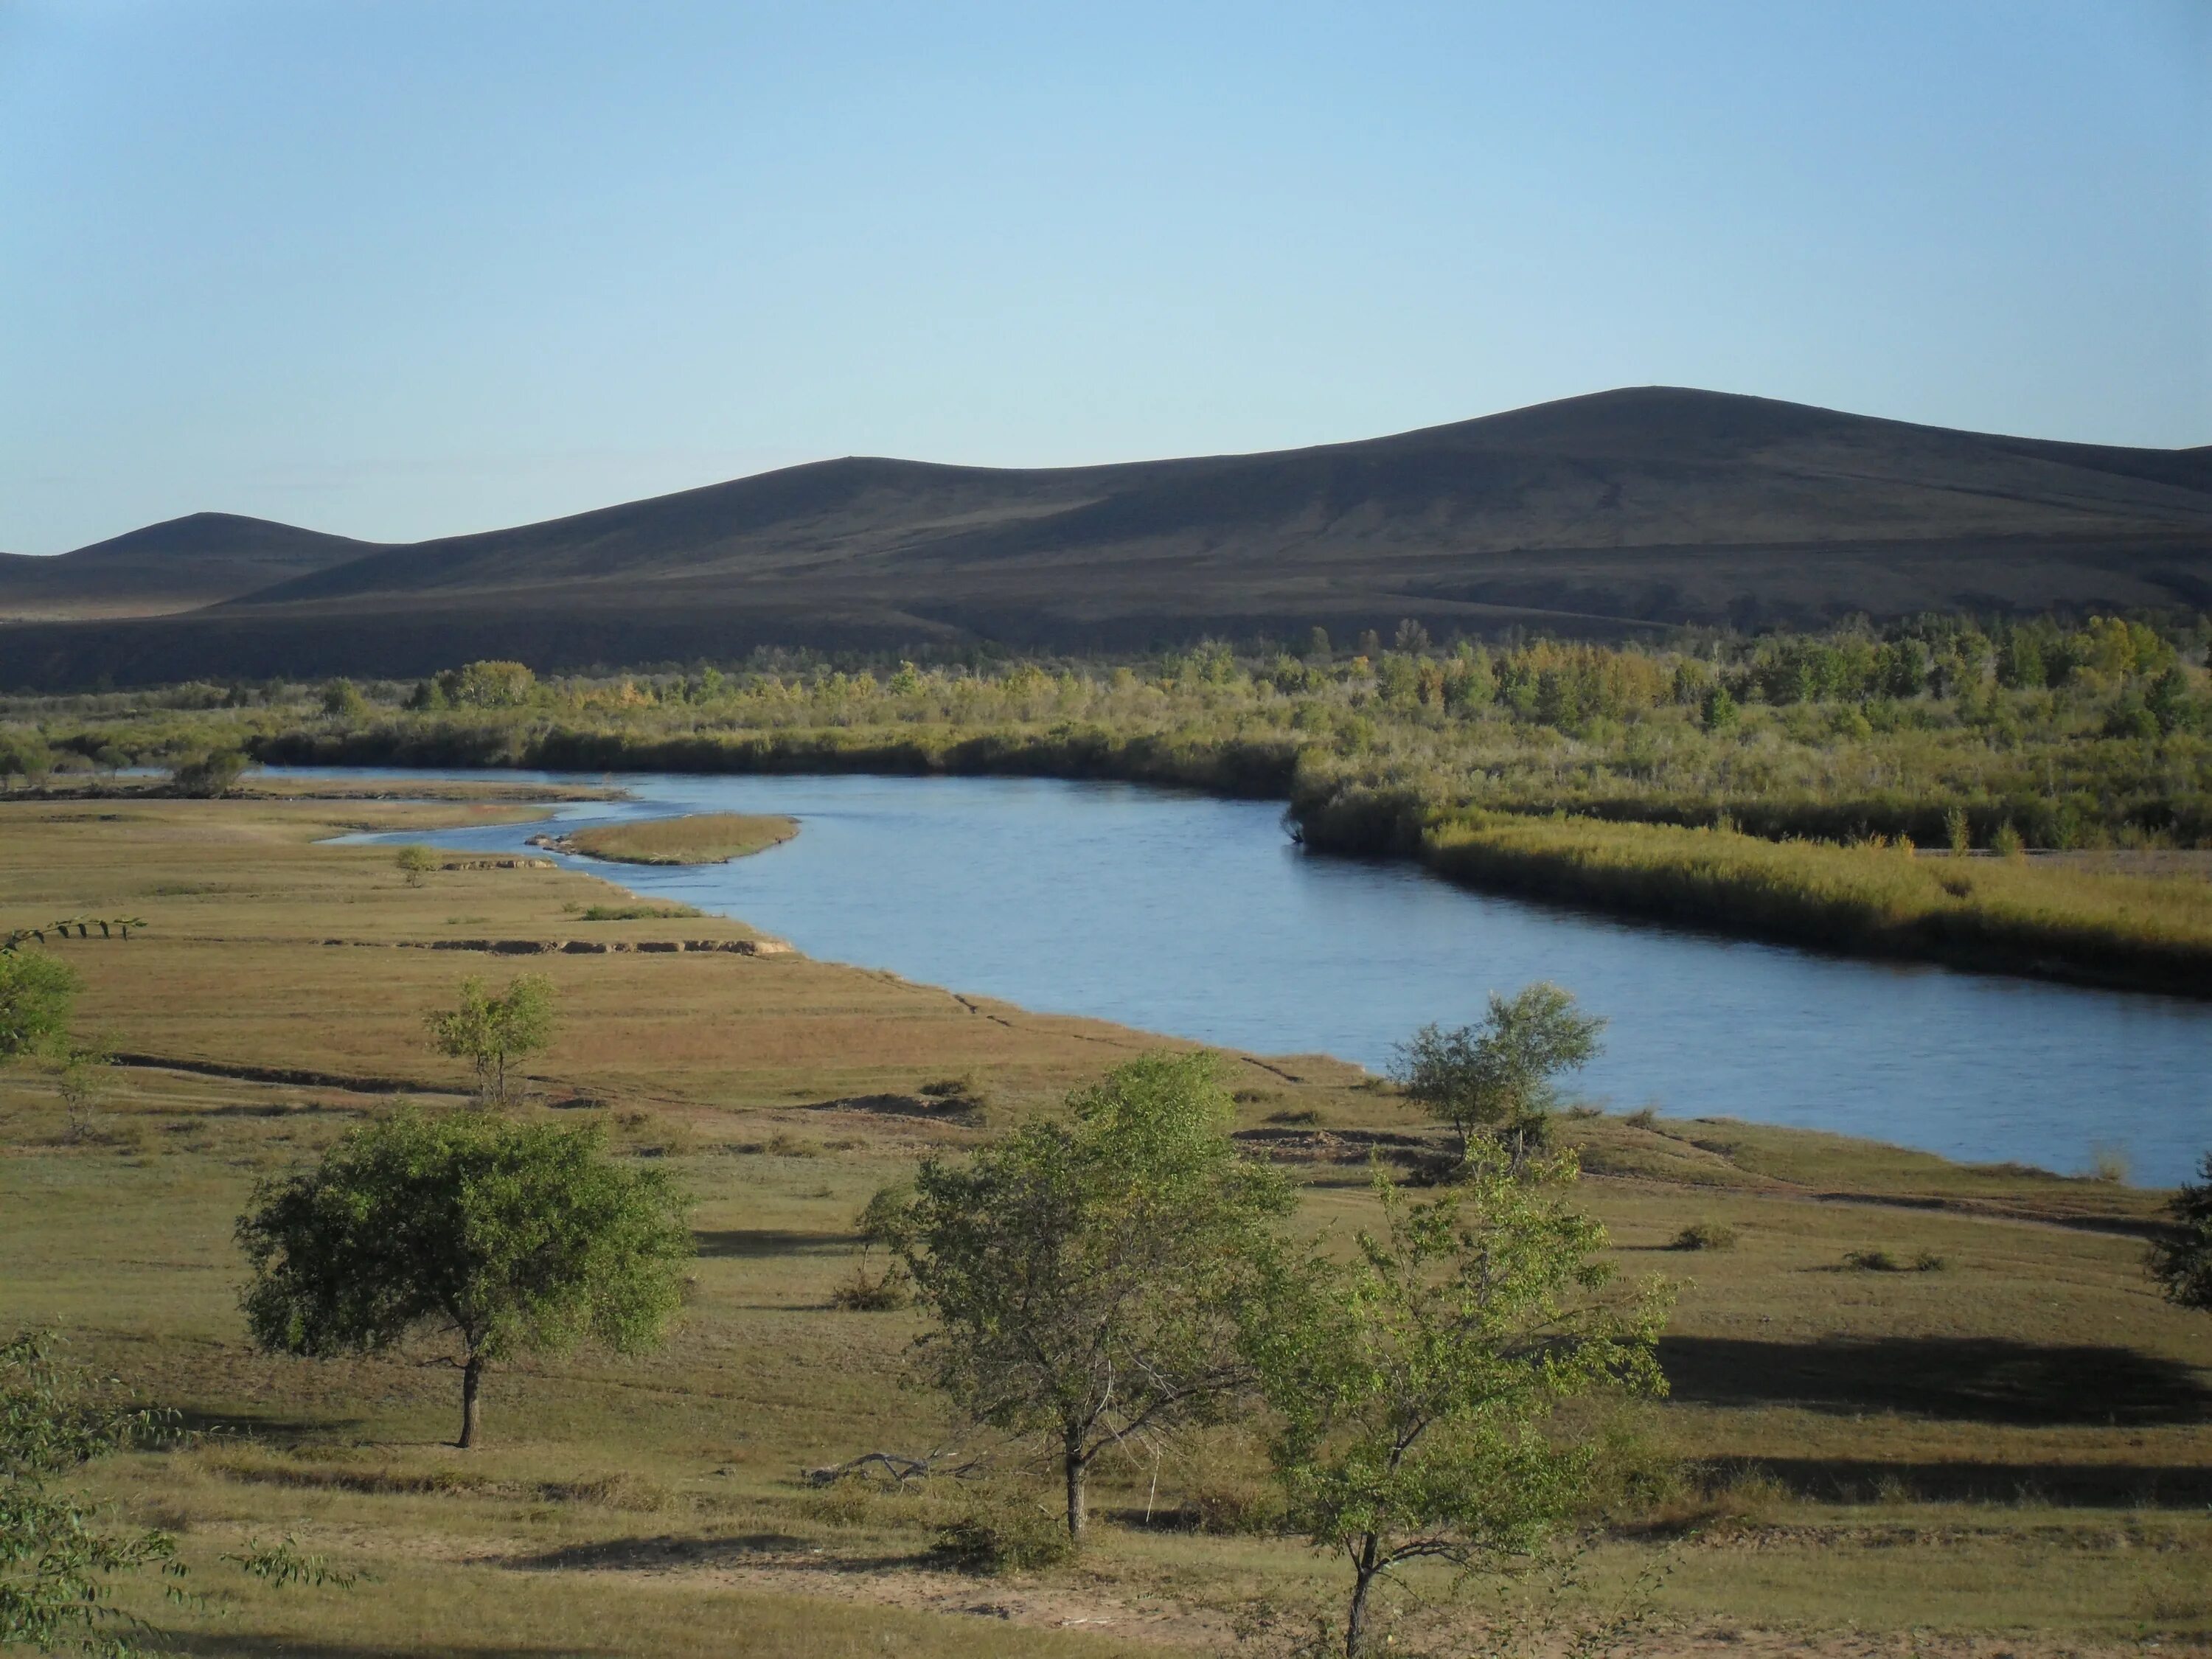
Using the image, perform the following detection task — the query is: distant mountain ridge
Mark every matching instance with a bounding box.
[4,387,2208,688]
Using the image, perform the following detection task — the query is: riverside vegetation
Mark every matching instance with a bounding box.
[4,608,2210,992]
[0,793,2209,1655]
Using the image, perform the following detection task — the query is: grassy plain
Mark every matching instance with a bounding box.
[1,796,2209,1655]
[549,812,800,866]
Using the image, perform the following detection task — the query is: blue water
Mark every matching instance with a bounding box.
[299,767,2212,1186]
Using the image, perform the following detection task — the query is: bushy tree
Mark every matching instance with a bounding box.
[425,974,556,1105]
[2149,1152,2212,1314]
[0,950,80,1062]
[236,1107,691,1448]
[1247,1152,1671,1658]
[320,678,369,721]
[1,1331,181,1656]
[1392,983,1605,1164]
[394,845,437,887]
[897,1052,1293,1541]
[169,750,246,798]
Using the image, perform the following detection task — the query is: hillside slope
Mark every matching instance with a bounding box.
[0,513,387,622]
[4,388,2208,686]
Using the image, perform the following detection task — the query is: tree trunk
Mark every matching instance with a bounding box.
[459,1354,484,1448]
[1063,1434,1088,1542]
[1344,1534,1382,1658]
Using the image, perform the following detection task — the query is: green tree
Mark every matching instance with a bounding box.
[0,951,80,1062]
[169,750,246,798]
[425,974,556,1105]
[2148,1152,2212,1314]
[1392,984,1606,1164]
[1247,1152,1670,1658]
[320,678,370,721]
[236,1107,691,1448]
[896,1052,1293,1543]
[1,1330,182,1656]
[394,845,438,887]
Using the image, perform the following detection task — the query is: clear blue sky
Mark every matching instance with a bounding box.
[2,0,2205,554]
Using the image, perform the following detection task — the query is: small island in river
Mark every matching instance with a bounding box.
[531,811,799,865]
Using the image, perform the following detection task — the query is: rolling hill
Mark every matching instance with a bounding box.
[4,387,2208,687]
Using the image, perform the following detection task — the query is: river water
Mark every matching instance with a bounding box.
[302,767,2212,1186]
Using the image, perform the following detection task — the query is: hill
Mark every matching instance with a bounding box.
[0,512,386,623]
[3,388,2208,686]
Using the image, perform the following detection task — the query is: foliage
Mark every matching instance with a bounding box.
[896,1051,1293,1540]
[2147,1152,2212,1314]
[0,951,80,1062]
[1393,984,1606,1162]
[234,1106,692,1447]
[0,1332,182,1657]
[1670,1221,1737,1251]
[1245,1152,1671,1658]
[223,1536,361,1591]
[394,844,437,886]
[319,679,370,721]
[169,749,246,797]
[928,1484,1074,1574]
[424,974,557,1105]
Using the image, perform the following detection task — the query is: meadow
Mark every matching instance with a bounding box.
[1,793,2208,1655]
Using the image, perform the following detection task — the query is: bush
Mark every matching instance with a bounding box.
[171,748,247,797]
[931,1486,1073,1573]
[1623,1106,1660,1130]
[830,1266,913,1311]
[1845,1248,1945,1273]
[1671,1221,1738,1251]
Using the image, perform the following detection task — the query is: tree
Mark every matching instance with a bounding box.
[896,1052,1293,1543]
[2149,1152,2212,1314]
[394,845,437,887]
[1392,984,1605,1164]
[0,950,80,1062]
[425,974,556,1105]
[1247,1152,1670,1658]
[170,750,246,798]
[1,1330,181,1655]
[320,678,370,721]
[236,1107,691,1448]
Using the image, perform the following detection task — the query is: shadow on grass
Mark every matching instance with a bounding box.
[165,1639,609,1658]
[693,1228,852,1259]
[505,1532,857,1572]
[170,1408,367,1444]
[1658,1335,2212,1426]
[1711,1455,2212,1508]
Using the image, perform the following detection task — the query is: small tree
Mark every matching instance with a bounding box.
[897,1052,1293,1543]
[1248,1152,1670,1658]
[0,950,80,1062]
[425,974,556,1105]
[1392,983,1605,1164]
[2149,1152,2212,1314]
[236,1107,691,1448]
[170,749,247,799]
[321,678,370,721]
[394,845,438,887]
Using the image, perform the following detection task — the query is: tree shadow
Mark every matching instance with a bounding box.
[692,1228,852,1259]
[1658,1335,2212,1426]
[1704,1455,2212,1509]
[168,1408,367,1444]
[506,1532,847,1572]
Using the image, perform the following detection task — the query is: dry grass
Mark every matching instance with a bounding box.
[1,794,2209,1655]
[557,812,799,865]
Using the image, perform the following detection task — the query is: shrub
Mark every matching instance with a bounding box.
[1672,1221,1739,1251]
[830,1265,913,1311]
[170,748,247,797]
[1845,1248,1945,1273]
[931,1486,1073,1573]
[1623,1106,1660,1130]
[394,845,437,886]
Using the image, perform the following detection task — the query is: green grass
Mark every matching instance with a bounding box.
[3,792,2211,1654]
[555,812,799,866]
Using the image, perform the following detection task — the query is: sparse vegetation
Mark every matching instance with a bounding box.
[1671,1220,1739,1251]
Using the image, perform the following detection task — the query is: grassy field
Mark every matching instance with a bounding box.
[2,795,2209,1656]
[548,812,799,866]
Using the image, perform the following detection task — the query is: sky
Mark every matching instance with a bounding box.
[1,1,2206,555]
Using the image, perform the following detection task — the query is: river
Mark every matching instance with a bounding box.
[302,767,2212,1186]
